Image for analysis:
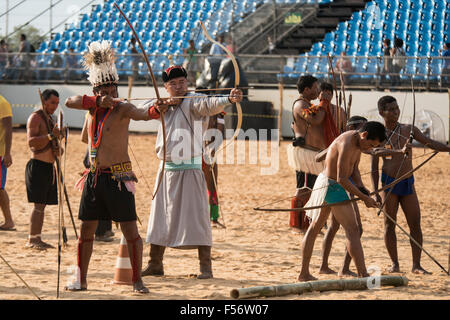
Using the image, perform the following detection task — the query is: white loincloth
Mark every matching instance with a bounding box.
[287,144,325,175]
[304,173,329,223]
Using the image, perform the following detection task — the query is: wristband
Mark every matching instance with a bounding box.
[148,105,161,119]
[82,95,99,110]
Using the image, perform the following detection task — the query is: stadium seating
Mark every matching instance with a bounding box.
[37,0,447,83]
[39,0,331,56]
[287,0,449,83]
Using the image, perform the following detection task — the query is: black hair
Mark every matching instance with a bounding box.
[0,39,4,45]
[394,37,403,48]
[445,43,450,48]
[320,81,333,92]
[162,66,187,82]
[358,121,386,142]
[347,116,367,129]
[20,34,26,40]
[296,75,318,93]
[383,38,391,46]
[42,89,59,101]
[93,83,118,93]
[377,95,397,112]
[347,115,367,124]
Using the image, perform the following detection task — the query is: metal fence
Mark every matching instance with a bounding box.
[0,52,448,90]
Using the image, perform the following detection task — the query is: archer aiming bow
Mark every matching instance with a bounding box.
[114,3,167,200]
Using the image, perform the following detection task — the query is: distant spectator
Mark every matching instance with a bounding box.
[0,40,8,79]
[439,43,450,85]
[183,39,197,85]
[381,38,392,85]
[209,35,226,56]
[65,47,79,81]
[48,49,63,80]
[17,34,31,82]
[390,37,406,87]
[267,36,275,54]
[335,52,353,83]
[225,35,236,54]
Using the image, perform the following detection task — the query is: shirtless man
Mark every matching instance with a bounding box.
[64,40,165,293]
[319,116,368,276]
[298,121,386,281]
[25,89,64,249]
[289,77,344,232]
[80,115,114,242]
[371,96,450,274]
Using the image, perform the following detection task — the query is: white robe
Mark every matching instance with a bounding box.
[144,93,230,248]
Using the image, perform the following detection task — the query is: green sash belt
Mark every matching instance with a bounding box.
[164,157,202,171]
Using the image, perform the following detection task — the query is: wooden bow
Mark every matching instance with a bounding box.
[200,22,242,159]
[199,22,243,227]
[327,54,341,132]
[254,151,437,212]
[38,89,64,298]
[376,77,416,217]
[114,3,167,199]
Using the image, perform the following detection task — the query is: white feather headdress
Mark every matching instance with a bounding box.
[82,40,119,87]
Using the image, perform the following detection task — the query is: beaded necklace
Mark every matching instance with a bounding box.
[89,108,112,173]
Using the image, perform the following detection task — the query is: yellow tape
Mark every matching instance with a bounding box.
[12,104,39,108]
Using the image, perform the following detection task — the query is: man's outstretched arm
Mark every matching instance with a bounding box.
[412,125,450,152]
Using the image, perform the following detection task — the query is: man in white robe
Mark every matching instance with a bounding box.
[142,66,243,279]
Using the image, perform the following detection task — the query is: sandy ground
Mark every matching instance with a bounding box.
[0,129,448,300]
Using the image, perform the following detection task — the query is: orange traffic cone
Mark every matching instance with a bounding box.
[113,235,133,285]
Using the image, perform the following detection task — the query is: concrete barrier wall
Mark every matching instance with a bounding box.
[1,84,448,141]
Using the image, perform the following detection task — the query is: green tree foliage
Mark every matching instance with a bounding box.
[4,25,48,52]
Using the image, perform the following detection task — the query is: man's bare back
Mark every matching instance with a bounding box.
[298,122,385,281]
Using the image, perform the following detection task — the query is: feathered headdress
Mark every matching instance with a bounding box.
[82,40,119,88]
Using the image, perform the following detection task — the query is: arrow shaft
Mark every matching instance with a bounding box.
[254,151,438,212]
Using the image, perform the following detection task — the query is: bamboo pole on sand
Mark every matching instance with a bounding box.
[230,276,408,299]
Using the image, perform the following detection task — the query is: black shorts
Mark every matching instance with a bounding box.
[25,159,58,205]
[79,171,137,222]
[296,170,318,189]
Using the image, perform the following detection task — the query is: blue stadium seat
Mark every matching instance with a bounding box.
[429,58,442,81]
[37,0,447,86]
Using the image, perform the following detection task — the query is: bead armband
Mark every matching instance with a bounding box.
[148,105,161,119]
[81,95,100,110]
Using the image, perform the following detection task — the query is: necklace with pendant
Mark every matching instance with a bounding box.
[89,108,112,173]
